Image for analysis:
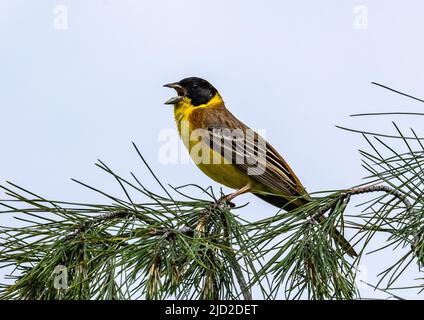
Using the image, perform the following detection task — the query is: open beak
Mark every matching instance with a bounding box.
[163,82,186,105]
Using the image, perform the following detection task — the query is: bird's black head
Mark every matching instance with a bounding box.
[164,77,218,106]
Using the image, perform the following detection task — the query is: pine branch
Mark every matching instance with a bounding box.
[2,103,424,299]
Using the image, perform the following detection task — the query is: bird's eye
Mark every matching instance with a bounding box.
[192,84,199,90]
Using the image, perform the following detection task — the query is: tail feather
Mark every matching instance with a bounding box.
[254,193,308,211]
[255,193,357,257]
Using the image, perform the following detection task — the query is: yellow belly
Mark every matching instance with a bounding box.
[189,140,268,193]
[196,152,253,190]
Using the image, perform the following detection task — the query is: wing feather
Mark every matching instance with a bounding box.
[204,127,306,196]
[192,105,307,197]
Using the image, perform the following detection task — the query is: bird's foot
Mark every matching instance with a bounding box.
[213,196,236,209]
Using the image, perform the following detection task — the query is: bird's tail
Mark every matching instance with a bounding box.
[255,193,357,257]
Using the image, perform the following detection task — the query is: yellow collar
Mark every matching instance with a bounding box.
[176,93,224,110]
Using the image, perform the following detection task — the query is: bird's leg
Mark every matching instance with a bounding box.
[225,185,252,202]
[218,185,251,207]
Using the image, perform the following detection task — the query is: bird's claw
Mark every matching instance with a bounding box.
[212,197,236,209]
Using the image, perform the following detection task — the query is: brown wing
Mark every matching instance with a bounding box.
[194,105,307,197]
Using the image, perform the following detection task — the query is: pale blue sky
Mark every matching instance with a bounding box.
[1,0,424,299]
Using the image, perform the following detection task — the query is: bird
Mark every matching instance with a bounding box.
[163,77,357,257]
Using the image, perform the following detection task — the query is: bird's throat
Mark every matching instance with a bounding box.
[173,93,224,131]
